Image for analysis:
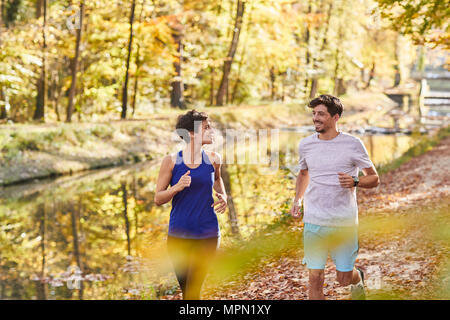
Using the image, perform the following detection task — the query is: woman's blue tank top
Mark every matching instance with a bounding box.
[168,149,220,239]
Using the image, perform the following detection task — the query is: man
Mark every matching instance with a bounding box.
[290,94,380,300]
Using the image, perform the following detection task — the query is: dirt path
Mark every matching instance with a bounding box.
[357,135,450,214]
[197,136,450,300]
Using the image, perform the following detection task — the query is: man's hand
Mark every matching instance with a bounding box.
[212,192,227,214]
[290,199,303,218]
[338,172,354,188]
[174,170,191,192]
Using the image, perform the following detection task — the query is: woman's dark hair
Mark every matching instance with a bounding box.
[308,94,344,117]
[175,109,209,142]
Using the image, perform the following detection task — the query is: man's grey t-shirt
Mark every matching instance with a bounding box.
[298,131,374,227]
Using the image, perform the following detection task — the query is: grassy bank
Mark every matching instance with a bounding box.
[0,120,173,186]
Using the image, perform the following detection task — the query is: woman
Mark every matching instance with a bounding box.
[154,109,227,300]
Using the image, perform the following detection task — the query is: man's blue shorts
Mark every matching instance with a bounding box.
[302,222,359,272]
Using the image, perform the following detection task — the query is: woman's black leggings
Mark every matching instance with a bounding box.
[167,236,219,300]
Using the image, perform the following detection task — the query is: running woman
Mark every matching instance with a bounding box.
[155,110,227,300]
[290,95,380,300]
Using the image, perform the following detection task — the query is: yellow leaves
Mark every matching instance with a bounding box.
[305,13,326,28]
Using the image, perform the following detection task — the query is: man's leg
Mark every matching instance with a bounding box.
[331,226,366,299]
[308,269,325,300]
[336,268,361,286]
[303,223,329,299]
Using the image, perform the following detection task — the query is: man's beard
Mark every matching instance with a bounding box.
[314,122,325,133]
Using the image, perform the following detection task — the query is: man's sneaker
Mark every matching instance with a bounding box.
[351,267,366,300]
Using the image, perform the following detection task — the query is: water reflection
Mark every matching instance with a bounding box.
[0,131,414,299]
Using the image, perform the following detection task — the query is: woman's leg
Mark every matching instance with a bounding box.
[184,237,219,300]
[167,236,193,298]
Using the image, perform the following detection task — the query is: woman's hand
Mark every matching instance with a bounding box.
[174,170,191,192]
[211,192,227,214]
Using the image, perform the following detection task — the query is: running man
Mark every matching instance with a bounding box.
[290,94,380,300]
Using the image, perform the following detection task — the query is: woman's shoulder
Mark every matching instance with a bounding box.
[161,152,179,169]
[204,150,222,166]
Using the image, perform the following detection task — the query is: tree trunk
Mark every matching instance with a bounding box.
[303,3,312,97]
[131,62,139,116]
[270,66,276,100]
[365,61,375,89]
[0,0,4,46]
[33,0,47,121]
[36,202,47,299]
[170,20,185,109]
[309,2,333,99]
[0,88,6,119]
[131,1,146,116]
[66,1,84,123]
[209,66,215,106]
[393,35,401,87]
[35,0,42,18]
[231,79,240,104]
[336,78,346,96]
[132,177,139,243]
[393,66,401,87]
[131,41,141,116]
[216,0,245,106]
[54,89,61,121]
[1,0,4,23]
[333,40,341,96]
[231,0,253,104]
[71,203,83,300]
[309,78,318,98]
[121,0,136,119]
[122,183,131,256]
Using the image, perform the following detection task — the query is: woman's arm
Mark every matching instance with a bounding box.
[210,152,227,214]
[154,154,191,206]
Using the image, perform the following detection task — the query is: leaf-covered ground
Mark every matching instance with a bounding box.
[165,135,450,300]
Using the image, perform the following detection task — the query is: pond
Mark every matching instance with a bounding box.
[0,128,417,299]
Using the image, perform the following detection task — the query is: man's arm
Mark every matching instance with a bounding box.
[338,166,380,189]
[358,166,380,188]
[290,169,309,217]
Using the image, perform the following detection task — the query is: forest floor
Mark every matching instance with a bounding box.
[164,133,450,300]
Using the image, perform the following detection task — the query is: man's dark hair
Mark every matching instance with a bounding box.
[308,94,344,117]
[175,109,209,142]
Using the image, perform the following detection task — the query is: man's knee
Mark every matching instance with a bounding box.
[336,270,353,286]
